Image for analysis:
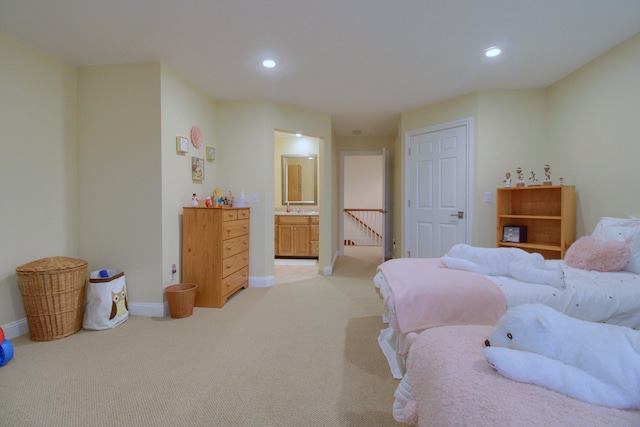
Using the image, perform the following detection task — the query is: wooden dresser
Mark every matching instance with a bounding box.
[182,207,250,308]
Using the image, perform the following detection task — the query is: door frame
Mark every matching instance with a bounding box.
[403,117,474,257]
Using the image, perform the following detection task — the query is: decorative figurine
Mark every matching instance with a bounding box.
[543,164,552,186]
[528,171,539,186]
[205,196,213,207]
[191,193,199,207]
[503,172,512,187]
[559,177,564,186]
[516,167,525,187]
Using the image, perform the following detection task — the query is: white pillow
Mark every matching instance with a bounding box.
[627,236,640,275]
[591,217,640,242]
[590,217,640,274]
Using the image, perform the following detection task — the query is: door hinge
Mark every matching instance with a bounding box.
[408,199,411,208]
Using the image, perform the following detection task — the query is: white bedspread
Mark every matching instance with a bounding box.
[376,259,640,378]
[493,262,640,328]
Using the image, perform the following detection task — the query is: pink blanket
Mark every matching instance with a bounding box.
[377,258,507,335]
[402,325,640,426]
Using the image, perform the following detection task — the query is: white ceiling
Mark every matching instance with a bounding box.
[1,1,639,137]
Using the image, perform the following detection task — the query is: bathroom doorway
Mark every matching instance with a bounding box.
[273,130,321,284]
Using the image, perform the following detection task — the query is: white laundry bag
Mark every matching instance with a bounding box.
[83,269,129,330]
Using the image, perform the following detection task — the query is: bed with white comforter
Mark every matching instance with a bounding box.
[376,216,640,378]
[375,252,640,378]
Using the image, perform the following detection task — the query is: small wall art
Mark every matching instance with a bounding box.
[206,146,215,161]
[176,136,189,153]
[192,156,204,181]
[190,126,203,149]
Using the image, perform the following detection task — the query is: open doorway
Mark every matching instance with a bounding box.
[340,151,388,264]
[274,130,321,283]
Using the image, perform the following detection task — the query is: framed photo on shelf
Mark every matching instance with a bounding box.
[192,156,204,181]
[176,136,189,153]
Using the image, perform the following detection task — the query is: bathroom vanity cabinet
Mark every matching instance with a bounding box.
[275,214,319,258]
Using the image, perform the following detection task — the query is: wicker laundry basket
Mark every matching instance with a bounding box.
[165,283,198,318]
[16,257,88,341]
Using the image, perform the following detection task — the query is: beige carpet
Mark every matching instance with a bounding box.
[0,247,402,426]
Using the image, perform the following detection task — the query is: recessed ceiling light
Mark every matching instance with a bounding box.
[485,46,501,58]
[262,59,276,68]
[295,133,302,137]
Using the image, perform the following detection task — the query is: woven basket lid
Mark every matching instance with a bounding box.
[16,256,88,273]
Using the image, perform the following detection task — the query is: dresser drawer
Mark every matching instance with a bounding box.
[221,209,238,221]
[237,209,250,220]
[221,266,248,297]
[222,234,249,258]
[278,215,309,225]
[222,250,249,278]
[222,219,249,240]
[310,215,319,225]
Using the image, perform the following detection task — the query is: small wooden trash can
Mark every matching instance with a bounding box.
[16,257,88,341]
[165,283,198,318]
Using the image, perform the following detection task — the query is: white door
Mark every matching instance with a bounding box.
[406,121,471,258]
[381,147,390,263]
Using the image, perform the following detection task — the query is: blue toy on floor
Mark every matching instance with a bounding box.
[0,326,14,367]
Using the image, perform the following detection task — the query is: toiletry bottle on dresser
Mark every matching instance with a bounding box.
[286,202,291,213]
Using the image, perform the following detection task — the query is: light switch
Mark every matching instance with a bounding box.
[252,193,259,203]
[484,192,492,203]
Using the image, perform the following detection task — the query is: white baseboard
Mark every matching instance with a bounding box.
[1,302,169,340]
[249,275,275,288]
[129,302,168,318]
[322,251,338,276]
[1,318,29,340]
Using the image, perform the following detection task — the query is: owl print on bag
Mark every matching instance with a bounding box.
[109,286,128,320]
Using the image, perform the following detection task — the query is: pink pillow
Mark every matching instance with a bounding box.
[565,236,630,272]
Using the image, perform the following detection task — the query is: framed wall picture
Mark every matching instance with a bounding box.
[192,156,204,181]
[176,136,189,153]
[206,146,215,161]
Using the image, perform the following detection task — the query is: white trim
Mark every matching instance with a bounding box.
[322,250,339,276]
[404,117,474,257]
[2,302,168,339]
[129,302,167,318]
[1,318,29,340]
[249,275,275,288]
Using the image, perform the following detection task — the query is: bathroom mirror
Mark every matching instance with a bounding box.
[282,154,317,205]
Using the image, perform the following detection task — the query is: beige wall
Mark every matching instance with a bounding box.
[160,65,218,294]
[548,32,640,236]
[215,100,333,281]
[394,32,640,256]
[474,89,549,246]
[0,33,78,326]
[77,63,163,304]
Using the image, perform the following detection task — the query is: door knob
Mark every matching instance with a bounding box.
[450,211,464,219]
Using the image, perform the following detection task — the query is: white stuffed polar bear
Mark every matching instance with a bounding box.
[441,244,564,288]
[484,303,640,409]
